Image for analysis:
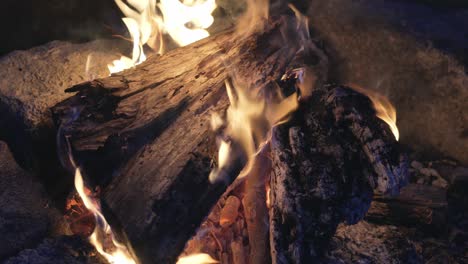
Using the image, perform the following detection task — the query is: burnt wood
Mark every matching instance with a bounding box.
[52,16,327,264]
[269,85,408,263]
[366,184,448,231]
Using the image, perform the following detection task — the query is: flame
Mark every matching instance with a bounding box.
[210,78,299,183]
[372,96,399,141]
[108,0,161,74]
[349,85,399,141]
[159,0,216,46]
[209,4,314,183]
[74,168,137,264]
[176,253,219,264]
[108,0,217,74]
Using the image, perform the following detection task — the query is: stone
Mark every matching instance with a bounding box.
[0,141,66,260]
[0,39,125,170]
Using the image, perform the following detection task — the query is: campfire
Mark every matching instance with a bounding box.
[0,0,467,264]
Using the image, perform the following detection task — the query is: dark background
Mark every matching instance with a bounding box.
[0,0,122,56]
[1,0,467,59]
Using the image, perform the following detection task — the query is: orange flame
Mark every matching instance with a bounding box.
[209,78,299,183]
[350,85,400,141]
[74,168,137,264]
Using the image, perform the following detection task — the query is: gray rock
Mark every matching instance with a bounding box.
[0,39,125,170]
[0,39,123,129]
[0,141,66,260]
[308,0,468,164]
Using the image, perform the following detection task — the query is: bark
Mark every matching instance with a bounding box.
[269,85,408,263]
[52,16,327,264]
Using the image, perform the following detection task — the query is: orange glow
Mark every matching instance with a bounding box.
[371,95,399,141]
[266,185,271,208]
[176,253,219,264]
[74,168,137,264]
[209,78,299,183]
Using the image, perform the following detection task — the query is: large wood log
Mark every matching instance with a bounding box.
[269,85,408,263]
[52,16,327,264]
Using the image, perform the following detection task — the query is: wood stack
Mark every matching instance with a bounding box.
[51,15,408,264]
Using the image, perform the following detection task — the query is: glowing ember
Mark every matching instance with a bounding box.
[108,0,217,74]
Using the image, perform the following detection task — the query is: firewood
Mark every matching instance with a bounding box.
[324,85,409,195]
[242,145,271,264]
[220,196,241,228]
[269,85,408,263]
[52,16,327,264]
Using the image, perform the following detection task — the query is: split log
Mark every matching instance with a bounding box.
[52,16,327,264]
[269,85,408,263]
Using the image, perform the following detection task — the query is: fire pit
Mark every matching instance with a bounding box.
[0,1,467,264]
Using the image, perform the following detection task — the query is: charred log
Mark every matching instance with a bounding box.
[269,85,408,263]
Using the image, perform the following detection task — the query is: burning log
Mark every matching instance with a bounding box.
[269,85,408,263]
[52,15,327,264]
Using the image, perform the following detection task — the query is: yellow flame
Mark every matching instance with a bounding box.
[349,85,399,141]
[108,0,217,74]
[371,95,399,141]
[176,253,219,264]
[108,0,161,74]
[74,168,137,264]
[159,0,216,46]
[210,79,298,183]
